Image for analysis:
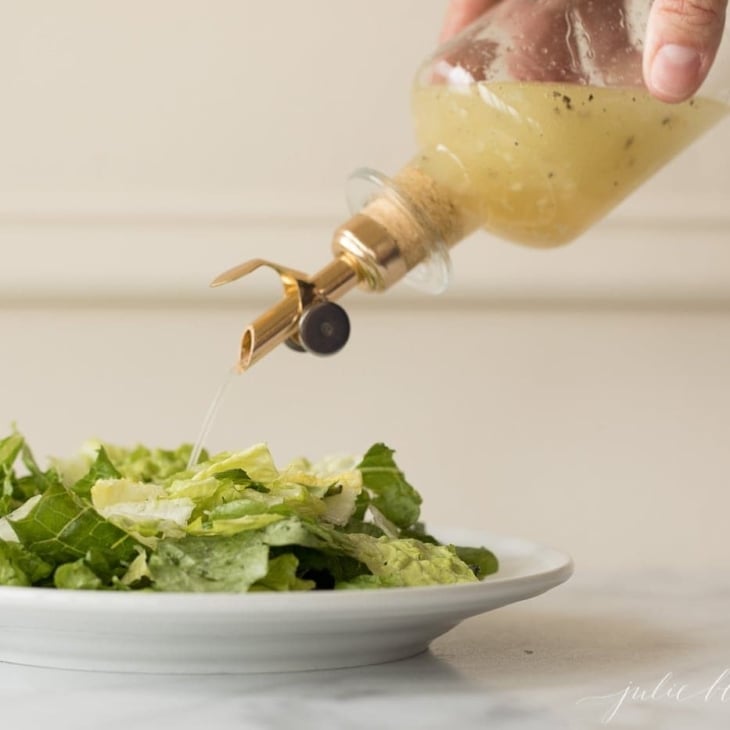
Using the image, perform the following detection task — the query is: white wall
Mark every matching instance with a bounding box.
[1,2,730,572]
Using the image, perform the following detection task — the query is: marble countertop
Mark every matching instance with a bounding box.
[3,572,729,730]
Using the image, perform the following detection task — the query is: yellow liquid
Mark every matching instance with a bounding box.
[187,368,238,470]
[411,83,728,247]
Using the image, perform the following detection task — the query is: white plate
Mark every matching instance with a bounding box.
[0,528,572,674]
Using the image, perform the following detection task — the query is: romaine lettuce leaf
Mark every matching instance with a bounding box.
[341,533,478,587]
[0,539,53,586]
[53,559,103,590]
[259,516,332,550]
[186,512,285,537]
[90,478,194,544]
[250,553,315,592]
[256,518,477,588]
[255,518,371,588]
[285,546,368,589]
[192,443,280,484]
[0,434,24,472]
[148,532,269,592]
[8,482,140,569]
[0,437,58,514]
[335,574,385,590]
[260,517,478,587]
[356,444,421,529]
[0,494,41,543]
[120,550,152,587]
[279,455,362,526]
[20,441,57,496]
[453,545,499,579]
[0,434,24,517]
[102,442,201,483]
[400,525,499,579]
[71,446,121,499]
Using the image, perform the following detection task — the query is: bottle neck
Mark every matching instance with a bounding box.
[332,164,474,295]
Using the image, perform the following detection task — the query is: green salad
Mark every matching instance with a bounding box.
[0,432,497,592]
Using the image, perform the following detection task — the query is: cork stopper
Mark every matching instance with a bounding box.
[332,164,473,294]
[354,164,467,274]
[391,165,468,249]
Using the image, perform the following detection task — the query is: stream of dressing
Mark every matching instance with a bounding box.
[187,368,239,469]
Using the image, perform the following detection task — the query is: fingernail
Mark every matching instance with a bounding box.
[650,44,702,101]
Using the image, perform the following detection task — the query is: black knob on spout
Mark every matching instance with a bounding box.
[293,301,350,356]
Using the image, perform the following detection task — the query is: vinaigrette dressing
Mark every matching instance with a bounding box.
[187,368,238,469]
[409,83,728,247]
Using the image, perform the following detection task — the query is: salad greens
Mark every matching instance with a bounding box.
[0,432,497,592]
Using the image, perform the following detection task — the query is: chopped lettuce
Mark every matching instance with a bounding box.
[8,482,140,570]
[148,532,269,592]
[70,446,122,499]
[120,549,152,587]
[54,559,103,590]
[0,434,25,517]
[250,553,315,592]
[99,442,201,484]
[356,444,422,529]
[453,545,500,579]
[91,478,194,545]
[0,431,498,592]
[338,534,479,587]
[0,433,53,516]
[0,539,53,586]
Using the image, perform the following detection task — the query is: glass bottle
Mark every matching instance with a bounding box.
[217,0,730,369]
[343,0,730,293]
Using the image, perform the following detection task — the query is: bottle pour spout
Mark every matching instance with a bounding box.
[211,168,455,372]
[210,256,361,371]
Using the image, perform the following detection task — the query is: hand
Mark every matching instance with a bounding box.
[440,0,728,103]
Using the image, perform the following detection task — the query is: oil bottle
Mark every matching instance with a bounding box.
[214,0,730,370]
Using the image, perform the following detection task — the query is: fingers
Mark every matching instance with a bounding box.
[643,0,728,103]
[440,0,500,42]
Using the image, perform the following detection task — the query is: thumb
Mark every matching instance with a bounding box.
[643,0,727,103]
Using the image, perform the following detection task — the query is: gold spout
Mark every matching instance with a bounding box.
[210,258,310,294]
[212,256,360,371]
[238,294,301,371]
